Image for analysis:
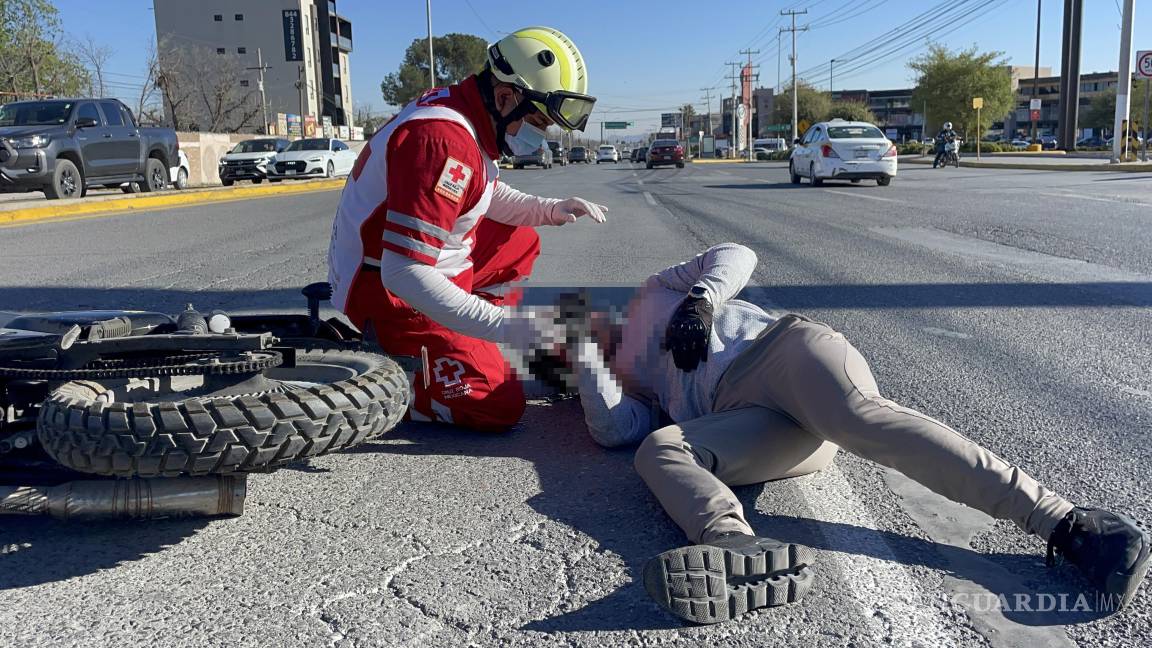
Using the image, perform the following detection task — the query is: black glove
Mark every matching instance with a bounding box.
[663,293,714,372]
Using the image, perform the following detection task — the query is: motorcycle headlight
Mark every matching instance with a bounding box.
[11,134,51,149]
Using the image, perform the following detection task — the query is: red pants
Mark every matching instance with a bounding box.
[344,219,541,432]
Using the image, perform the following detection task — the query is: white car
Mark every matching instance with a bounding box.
[596,145,619,163]
[789,120,897,186]
[266,138,357,181]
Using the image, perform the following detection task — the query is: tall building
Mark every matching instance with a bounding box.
[152,0,354,133]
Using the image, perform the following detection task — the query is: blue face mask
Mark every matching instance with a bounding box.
[505,121,547,156]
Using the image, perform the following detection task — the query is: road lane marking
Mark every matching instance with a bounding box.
[922,326,972,339]
[823,189,904,203]
[872,227,1152,284]
[637,179,644,185]
[794,464,955,645]
[1037,191,1150,206]
[643,191,658,207]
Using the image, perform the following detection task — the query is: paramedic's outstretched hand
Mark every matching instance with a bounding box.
[664,293,713,372]
[549,197,608,224]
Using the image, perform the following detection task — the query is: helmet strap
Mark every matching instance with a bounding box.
[478,68,538,157]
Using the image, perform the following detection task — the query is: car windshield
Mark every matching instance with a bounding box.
[232,140,279,153]
[0,101,74,126]
[827,125,885,139]
[286,138,329,151]
[652,140,678,147]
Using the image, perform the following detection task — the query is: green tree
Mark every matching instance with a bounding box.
[909,44,1013,138]
[0,0,88,99]
[381,33,488,106]
[772,82,832,129]
[1082,78,1150,133]
[825,100,876,123]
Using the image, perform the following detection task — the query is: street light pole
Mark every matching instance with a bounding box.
[426,0,435,89]
[246,48,271,135]
[1031,0,1042,144]
[1111,0,1135,163]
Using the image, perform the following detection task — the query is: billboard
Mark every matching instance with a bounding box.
[304,115,317,137]
[661,113,683,128]
[283,10,304,61]
[286,113,302,138]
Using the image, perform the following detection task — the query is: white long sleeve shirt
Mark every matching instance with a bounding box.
[376,181,566,343]
[574,243,776,447]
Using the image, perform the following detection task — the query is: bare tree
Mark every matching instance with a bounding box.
[133,39,163,126]
[155,37,261,133]
[74,33,113,97]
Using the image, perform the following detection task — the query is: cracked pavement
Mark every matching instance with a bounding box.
[1,162,1151,647]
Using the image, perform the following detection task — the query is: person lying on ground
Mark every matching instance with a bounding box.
[558,243,1150,625]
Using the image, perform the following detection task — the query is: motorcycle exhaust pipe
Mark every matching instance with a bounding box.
[0,475,246,520]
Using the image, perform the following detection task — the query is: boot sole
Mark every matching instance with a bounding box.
[643,541,814,624]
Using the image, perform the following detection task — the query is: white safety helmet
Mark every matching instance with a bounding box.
[943,121,953,130]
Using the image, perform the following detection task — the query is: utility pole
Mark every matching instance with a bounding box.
[295,64,306,135]
[725,61,740,158]
[781,8,808,146]
[246,48,271,135]
[426,0,436,89]
[740,49,760,162]
[1111,0,1135,163]
[830,58,837,95]
[1031,0,1042,145]
[700,87,714,140]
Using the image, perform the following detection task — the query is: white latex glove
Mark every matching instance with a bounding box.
[549,197,608,225]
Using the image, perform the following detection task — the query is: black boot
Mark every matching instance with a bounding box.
[642,532,815,624]
[1047,507,1151,612]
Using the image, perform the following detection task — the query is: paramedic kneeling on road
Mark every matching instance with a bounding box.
[328,27,604,431]
[563,243,1150,625]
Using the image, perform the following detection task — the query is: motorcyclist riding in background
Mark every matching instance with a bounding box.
[933,121,958,168]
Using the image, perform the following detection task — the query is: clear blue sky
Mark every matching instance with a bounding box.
[53,0,1137,134]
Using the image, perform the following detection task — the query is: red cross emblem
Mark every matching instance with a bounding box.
[448,164,466,184]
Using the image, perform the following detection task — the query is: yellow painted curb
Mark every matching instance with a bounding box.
[0,179,346,226]
[690,159,752,164]
[903,158,1152,172]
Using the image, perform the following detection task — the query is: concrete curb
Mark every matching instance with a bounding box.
[690,159,753,164]
[902,157,1152,172]
[0,178,346,226]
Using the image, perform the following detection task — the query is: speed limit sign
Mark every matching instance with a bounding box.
[1137,50,1152,79]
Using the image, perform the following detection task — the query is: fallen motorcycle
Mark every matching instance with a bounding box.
[0,283,409,520]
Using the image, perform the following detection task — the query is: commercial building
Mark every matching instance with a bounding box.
[152,0,354,134]
[1007,71,1118,139]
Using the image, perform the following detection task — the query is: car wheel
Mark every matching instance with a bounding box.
[646,163,653,169]
[809,163,823,186]
[44,159,83,200]
[877,176,892,186]
[851,179,861,184]
[252,178,264,184]
[175,168,189,190]
[221,179,234,187]
[676,162,684,168]
[325,161,335,178]
[139,157,167,192]
[789,161,801,184]
[120,182,140,194]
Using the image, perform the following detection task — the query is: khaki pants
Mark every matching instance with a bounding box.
[634,315,1074,545]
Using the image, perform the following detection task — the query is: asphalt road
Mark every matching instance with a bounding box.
[1,159,1150,647]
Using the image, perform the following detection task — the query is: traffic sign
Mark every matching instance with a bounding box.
[1137,50,1152,79]
[736,104,747,120]
[972,97,984,109]
[603,121,632,129]
[1030,109,1041,121]
[1029,98,1042,110]
[797,119,810,134]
